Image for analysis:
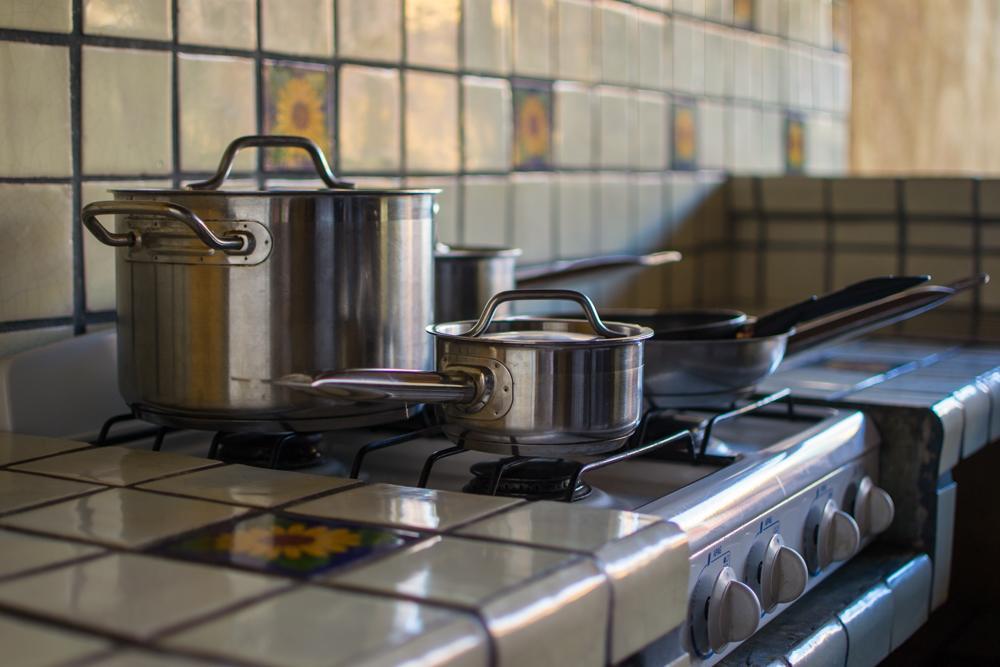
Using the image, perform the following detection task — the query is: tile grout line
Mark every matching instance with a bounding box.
[70,0,85,333]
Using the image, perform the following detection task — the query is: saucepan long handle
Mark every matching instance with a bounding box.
[515,251,682,284]
[276,369,478,404]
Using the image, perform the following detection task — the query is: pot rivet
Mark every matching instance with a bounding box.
[503,386,509,392]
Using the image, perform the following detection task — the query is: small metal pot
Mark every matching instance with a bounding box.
[82,135,438,433]
[281,290,654,455]
[435,245,681,322]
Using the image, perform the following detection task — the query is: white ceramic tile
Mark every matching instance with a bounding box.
[0,487,247,548]
[178,0,256,50]
[288,482,521,532]
[0,529,103,579]
[697,100,727,170]
[597,0,633,85]
[703,26,731,97]
[463,76,512,171]
[463,0,511,74]
[0,327,74,358]
[759,108,784,174]
[0,433,86,465]
[261,0,334,57]
[553,82,593,168]
[0,613,110,667]
[729,105,761,174]
[598,174,632,254]
[636,8,666,90]
[755,0,781,34]
[634,174,668,253]
[337,0,401,61]
[82,46,171,175]
[83,650,222,667]
[165,585,489,667]
[0,183,74,321]
[760,40,783,105]
[405,71,459,173]
[462,177,509,245]
[85,0,171,40]
[0,42,70,177]
[706,0,733,22]
[0,553,282,640]
[407,177,460,244]
[673,0,705,16]
[339,65,401,171]
[0,470,102,515]
[178,54,256,172]
[672,18,704,95]
[557,174,596,257]
[833,55,851,113]
[12,446,219,486]
[669,172,705,247]
[137,464,355,508]
[557,0,593,82]
[0,0,71,31]
[511,174,554,263]
[406,0,459,68]
[597,86,631,169]
[636,91,668,171]
[512,0,553,77]
[732,34,762,101]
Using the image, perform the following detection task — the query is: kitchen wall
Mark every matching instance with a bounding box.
[0,0,850,356]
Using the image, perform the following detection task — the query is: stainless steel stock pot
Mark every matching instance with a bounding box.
[81,135,438,432]
[281,290,654,455]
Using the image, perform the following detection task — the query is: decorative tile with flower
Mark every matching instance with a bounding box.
[512,79,553,171]
[672,98,698,171]
[264,61,336,172]
[785,112,806,174]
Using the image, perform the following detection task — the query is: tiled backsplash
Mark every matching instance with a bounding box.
[0,0,852,355]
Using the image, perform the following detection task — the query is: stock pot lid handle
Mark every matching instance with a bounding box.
[187,135,355,191]
[464,289,627,339]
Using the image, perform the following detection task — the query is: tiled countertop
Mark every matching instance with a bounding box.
[0,432,688,667]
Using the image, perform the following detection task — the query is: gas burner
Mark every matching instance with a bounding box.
[211,432,325,470]
[463,458,592,502]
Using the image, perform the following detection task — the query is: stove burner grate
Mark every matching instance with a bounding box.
[464,458,592,501]
[208,432,325,470]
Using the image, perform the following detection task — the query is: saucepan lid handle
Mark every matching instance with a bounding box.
[187,135,354,191]
[464,289,626,339]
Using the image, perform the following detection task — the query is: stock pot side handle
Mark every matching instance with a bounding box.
[186,135,355,191]
[465,289,628,339]
[81,200,249,253]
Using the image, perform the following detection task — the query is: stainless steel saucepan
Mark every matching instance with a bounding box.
[435,245,681,322]
[279,290,654,455]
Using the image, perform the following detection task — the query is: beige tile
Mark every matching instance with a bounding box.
[261,0,334,57]
[178,0,256,50]
[81,180,172,312]
[0,613,110,667]
[0,552,281,640]
[598,174,632,254]
[457,503,688,663]
[463,76,511,172]
[511,174,554,263]
[404,71,459,173]
[178,54,257,172]
[84,650,223,667]
[0,42,71,177]
[512,0,553,77]
[85,0,172,40]
[338,0,401,62]
[0,529,103,579]
[979,179,1000,217]
[832,252,899,291]
[12,446,219,486]
[830,178,897,214]
[766,219,826,242]
[406,0,459,69]
[0,183,74,321]
[339,65,400,172]
[636,8,666,89]
[907,223,973,250]
[0,487,247,548]
[0,433,87,465]
[596,0,633,85]
[462,177,509,246]
[553,82,593,168]
[833,220,897,245]
[0,327,74,358]
[597,86,631,168]
[406,177,460,245]
[634,174,668,254]
[556,0,592,82]
[557,174,596,257]
[463,0,511,74]
[0,1,71,31]
[165,585,488,667]
[904,254,976,306]
[327,535,608,667]
[290,482,518,532]
[903,179,975,215]
[0,470,102,515]
[761,176,825,211]
[765,249,825,306]
[637,91,668,170]
[138,464,355,508]
[82,46,172,175]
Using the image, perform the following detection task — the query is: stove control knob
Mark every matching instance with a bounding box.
[691,566,761,655]
[804,498,860,573]
[746,533,808,612]
[849,476,895,538]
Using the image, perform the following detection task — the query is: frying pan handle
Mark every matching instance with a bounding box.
[464,289,626,338]
[186,135,354,190]
[81,200,251,253]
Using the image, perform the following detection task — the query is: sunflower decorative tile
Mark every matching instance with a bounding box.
[512,79,553,170]
[786,112,806,174]
[671,98,698,171]
[733,0,753,29]
[155,512,418,577]
[263,60,335,171]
